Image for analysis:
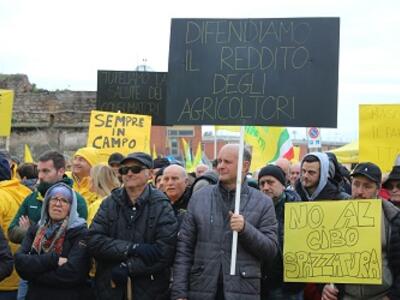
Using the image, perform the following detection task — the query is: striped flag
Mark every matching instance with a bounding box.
[244,126,294,172]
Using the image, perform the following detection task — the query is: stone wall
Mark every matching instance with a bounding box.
[0,74,96,160]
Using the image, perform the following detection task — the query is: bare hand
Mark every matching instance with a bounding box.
[58,257,68,266]
[321,284,339,300]
[18,216,30,230]
[229,212,245,233]
[382,296,390,300]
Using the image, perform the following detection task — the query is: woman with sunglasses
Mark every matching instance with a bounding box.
[14,183,91,300]
[383,166,400,208]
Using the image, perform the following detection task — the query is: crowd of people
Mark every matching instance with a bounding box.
[0,144,399,300]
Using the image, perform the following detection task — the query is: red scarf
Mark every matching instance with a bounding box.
[31,218,68,255]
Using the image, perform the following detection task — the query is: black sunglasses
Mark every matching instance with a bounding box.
[119,166,146,175]
[386,182,400,190]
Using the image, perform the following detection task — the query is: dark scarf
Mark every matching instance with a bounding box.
[32,217,68,255]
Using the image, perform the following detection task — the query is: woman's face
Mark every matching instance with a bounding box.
[48,195,71,222]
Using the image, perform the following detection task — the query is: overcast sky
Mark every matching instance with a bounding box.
[1,0,399,142]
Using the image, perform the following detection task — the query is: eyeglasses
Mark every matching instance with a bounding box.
[386,182,400,190]
[49,197,70,206]
[119,165,146,175]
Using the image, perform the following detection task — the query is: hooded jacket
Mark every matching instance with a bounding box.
[69,147,102,207]
[0,178,31,291]
[295,152,350,201]
[8,175,88,244]
[15,183,90,300]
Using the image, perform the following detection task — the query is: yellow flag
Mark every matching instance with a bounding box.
[180,138,193,172]
[0,89,14,137]
[214,125,240,134]
[24,144,34,163]
[152,144,157,159]
[192,142,202,168]
[291,146,301,163]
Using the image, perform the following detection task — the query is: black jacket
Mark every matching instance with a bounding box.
[261,189,304,297]
[14,224,91,300]
[0,227,13,282]
[87,185,178,300]
[171,187,191,227]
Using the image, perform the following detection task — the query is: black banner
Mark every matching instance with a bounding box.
[166,18,340,127]
[97,71,167,125]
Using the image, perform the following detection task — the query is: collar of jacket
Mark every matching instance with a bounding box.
[121,184,151,208]
[217,180,250,197]
[172,187,191,211]
[382,200,400,222]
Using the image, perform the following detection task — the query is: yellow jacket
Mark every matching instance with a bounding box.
[0,179,31,291]
[66,172,99,207]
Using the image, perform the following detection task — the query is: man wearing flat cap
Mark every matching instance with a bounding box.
[88,152,178,300]
[322,162,400,300]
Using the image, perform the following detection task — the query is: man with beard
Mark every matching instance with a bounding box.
[295,153,350,201]
[321,162,400,300]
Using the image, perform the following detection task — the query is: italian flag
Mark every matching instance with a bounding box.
[244,126,294,172]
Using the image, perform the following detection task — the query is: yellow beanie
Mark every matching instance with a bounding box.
[74,147,99,167]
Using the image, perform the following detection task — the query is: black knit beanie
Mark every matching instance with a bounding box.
[258,164,286,186]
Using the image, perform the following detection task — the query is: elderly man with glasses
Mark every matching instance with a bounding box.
[87,152,178,300]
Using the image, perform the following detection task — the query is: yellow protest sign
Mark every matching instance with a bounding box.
[360,104,400,173]
[0,89,14,136]
[87,110,152,155]
[284,199,382,284]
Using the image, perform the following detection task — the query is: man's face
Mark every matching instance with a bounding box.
[121,160,151,190]
[48,195,71,222]
[386,180,400,203]
[38,160,64,184]
[259,175,285,202]
[351,176,379,199]
[217,147,239,186]
[289,164,300,186]
[195,165,208,177]
[155,175,164,191]
[301,161,320,189]
[162,166,188,202]
[72,155,91,178]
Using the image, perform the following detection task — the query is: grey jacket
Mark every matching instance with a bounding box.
[171,182,278,300]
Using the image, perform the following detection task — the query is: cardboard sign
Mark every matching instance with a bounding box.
[167,18,339,127]
[284,200,382,284]
[87,110,152,155]
[97,71,167,125]
[360,104,400,173]
[0,89,14,137]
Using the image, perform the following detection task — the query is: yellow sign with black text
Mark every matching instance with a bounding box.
[0,89,14,136]
[284,200,382,284]
[87,110,152,155]
[360,104,400,173]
